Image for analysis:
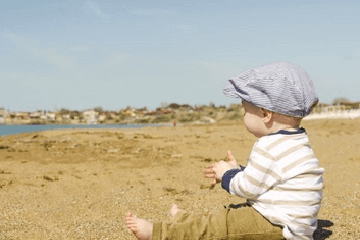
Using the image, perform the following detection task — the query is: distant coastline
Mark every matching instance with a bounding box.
[0,101,359,126]
[0,123,164,136]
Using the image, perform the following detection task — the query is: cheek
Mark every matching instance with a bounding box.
[243,114,253,129]
[243,113,263,135]
[243,113,249,124]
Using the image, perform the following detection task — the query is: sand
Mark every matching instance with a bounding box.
[0,119,359,239]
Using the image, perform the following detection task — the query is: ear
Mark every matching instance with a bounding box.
[261,108,273,123]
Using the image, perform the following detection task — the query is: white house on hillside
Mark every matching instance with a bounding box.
[82,110,99,124]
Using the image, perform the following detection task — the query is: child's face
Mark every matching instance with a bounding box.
[242,100,267,138]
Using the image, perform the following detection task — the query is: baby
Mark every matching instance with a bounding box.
[126,62,324,240]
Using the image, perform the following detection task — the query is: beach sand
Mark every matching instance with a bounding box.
[0,119,359,239]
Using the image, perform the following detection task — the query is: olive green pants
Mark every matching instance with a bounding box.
[151,203,283,240]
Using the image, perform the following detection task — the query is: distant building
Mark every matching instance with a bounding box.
[82,110,99,124]
[98,114,107,123]
[0,108,6,124]
[121,109,136,117]
[340,101,360,109]
[46,113,56,122]
[0,108,6,117]
[29,111,42,119]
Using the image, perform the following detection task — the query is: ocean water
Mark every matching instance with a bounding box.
[0,124,161,136]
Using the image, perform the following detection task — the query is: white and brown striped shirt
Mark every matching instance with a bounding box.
[222,128,324,240]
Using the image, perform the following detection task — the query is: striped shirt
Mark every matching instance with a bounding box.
[222,128,324,240]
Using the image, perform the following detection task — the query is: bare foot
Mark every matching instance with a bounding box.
[170,203,181,217]
[125,212,153,240]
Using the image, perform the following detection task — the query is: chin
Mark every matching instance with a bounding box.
[251,132,265,138]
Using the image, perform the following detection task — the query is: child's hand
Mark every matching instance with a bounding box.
[203,151,240,186]
[226,150,240,169]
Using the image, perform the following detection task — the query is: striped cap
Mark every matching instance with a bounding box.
[223,62,318,118]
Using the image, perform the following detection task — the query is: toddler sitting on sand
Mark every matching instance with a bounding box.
[126,62,324,240]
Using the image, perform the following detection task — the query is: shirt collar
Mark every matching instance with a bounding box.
[268,127,306,136]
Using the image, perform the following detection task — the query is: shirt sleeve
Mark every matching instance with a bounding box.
[221,169,243,193]
[222,146,282,199]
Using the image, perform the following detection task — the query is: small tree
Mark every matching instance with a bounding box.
[60,108,71,114]
[93,106,104,114]
[168,103,180,109]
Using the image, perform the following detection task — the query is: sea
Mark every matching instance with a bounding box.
[0,124,163,136]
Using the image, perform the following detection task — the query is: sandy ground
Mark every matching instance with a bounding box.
[0,119,359,240]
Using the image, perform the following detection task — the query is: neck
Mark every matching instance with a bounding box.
[269,113,301,133]
[278,126,299,131]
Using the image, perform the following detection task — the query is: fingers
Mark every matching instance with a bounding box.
[227,150,240,169]
[204,173,215,179]
[203,168,215,178]
[203,164,218,186]
[227,151,235,161]
[204,167,219,185]
[204,164,215,173]
[203,164,215,178]
[211,178,218,186]
[207,163,216,168]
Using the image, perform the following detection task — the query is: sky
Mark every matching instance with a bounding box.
[0,0,359,112]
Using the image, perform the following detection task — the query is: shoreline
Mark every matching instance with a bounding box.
[1,116,360,137]
[0,123,169,137]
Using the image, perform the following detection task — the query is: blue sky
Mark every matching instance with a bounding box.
[1,0,359,112]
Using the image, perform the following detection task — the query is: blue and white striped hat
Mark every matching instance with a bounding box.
[223,62,318,118]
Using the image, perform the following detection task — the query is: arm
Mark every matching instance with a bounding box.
[224,146,282,199]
